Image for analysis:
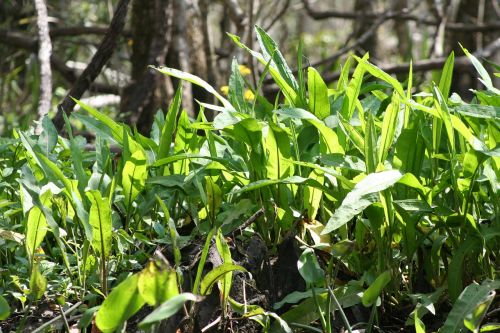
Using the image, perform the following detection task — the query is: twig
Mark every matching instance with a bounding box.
[201,315,222,332]
[263,0,291,31]
[32,301,82,333]
[52,0,131,131]
[33,0,52,122]
[236,207,265,233]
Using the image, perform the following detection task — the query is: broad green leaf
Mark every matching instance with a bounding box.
[364,112,377,173]
[322,170,403,234]
[29,264,47,301]
[200,263,247,296]
[264,123,293,180]
[154,66,234,110]
[139,293,201,328]
[448,237,480,301]
[362,270,391,307]
[442,280,499,333]
[308,67,330,120]
[233,176,325,195]
[304,169,324,220]
[122,149,147,209]
[279,283,363,328]
[353,55,405,98]
[0,295,10,320]
[452,104,500,120]
[138,261,179,307]
[255,26,298,92]
[158,84,182,174]
[95,274,146,333]
[86,190,112,258]
[273,288,327,310]
[277,108,344,154]
[439,52,455,100]
[378,94,400,163]
[229,58,248,114]
[73,98,142,153]
[461,45,500,94]
[205,177,222,223]
[37,115,58,156]
[297,248,325,286]
[228,32,298,105]
[215,230,233,310]
[26,190,52,259]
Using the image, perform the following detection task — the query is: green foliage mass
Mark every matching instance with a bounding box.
[0,27,499,332]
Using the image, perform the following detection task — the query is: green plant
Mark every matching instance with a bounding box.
[0,26,498,332]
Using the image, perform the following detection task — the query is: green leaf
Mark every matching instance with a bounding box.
[322,170,403,234]
[158,84,182,174]
[461,45,500,94]
[138,261,179,307]
[206,177,222,223]
[37,115,58,155]
[139,293,201,328]
[264,123,293,180]
[308,67,330,120]
[448,237,480,301]
[378,94,401,163]
[297,248,325,286]
[442,280,499,333]
[95,274,146,333]
[304,169,324,221]
[229,58,248,114]
[277,108,344,154]
[73,98,142,153]
[200,263,247,296]
[353,55,405,98]
[154,66,234,110]
[439,52,455,100]
[232,176,319,195]
[29,263,47,301]
[26,190,52,260]
[122,149,148,209]
[255,26,299,93]
[452,104,500,120]
[361,270,391,307]
[215,230,233,309]
[86,190,112,258]
[0,295,10,320]
[228,32,299,106]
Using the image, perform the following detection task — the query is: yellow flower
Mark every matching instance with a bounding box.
[244,89,255,101]
[238,65,252,76]
[220,85,229,96]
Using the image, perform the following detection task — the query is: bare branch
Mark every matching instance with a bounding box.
[264,38,500,93]
[33,0,52,120]
[320,37,500,83]
[0,30,120,94]
[301,0,500,32]
[53,0,131,131]
[49,26,132,38]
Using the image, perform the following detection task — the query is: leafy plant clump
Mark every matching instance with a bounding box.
[0,26,499,332]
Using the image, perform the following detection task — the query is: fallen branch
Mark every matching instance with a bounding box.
[53,0,131,131]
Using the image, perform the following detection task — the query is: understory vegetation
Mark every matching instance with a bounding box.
[0,27,499,332]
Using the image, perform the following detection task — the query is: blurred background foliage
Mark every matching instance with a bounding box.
[0,0,499,134]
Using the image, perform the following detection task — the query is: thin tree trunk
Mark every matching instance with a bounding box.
[33,0,52,123]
